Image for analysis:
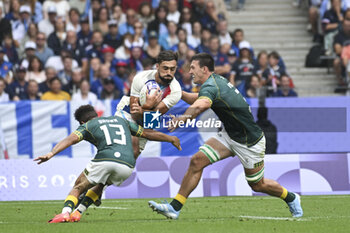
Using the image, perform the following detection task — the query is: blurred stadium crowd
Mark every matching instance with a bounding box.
[0,0,299,104]
[306,0,350,92]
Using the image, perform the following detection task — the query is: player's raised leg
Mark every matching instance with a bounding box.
[148,138,233,219]
[49,172,94,223]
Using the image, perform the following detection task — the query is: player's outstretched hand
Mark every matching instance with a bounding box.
[171,136,182,151]
[34,152,54,164]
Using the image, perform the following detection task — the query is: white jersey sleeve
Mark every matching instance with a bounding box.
[162,78,182,109]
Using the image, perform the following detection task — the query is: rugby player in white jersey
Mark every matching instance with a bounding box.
[115,50,182,157]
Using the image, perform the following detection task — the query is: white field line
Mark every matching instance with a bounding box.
[239,215,308,221]
[94,206,128,210]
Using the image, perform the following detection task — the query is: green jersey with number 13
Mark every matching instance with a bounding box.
[73,116,143,168]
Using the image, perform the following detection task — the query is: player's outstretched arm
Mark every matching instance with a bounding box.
[141,129,182,151]
[168,98,211,132]
[34,133,80,164]
[181,91,199,105]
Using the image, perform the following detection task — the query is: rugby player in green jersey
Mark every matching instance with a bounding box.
[148,53,303,219]
[34,105,181,223]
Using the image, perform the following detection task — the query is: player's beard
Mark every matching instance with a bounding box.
[158,72,173,85]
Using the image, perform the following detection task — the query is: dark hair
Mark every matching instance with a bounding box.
[268,51,280,60]
[138,1,152,17]
[28,56,43,72]
[69,8,80,18]
[74,105,98,124]
[190,53,215,72]
[49,77,61,85]
[156,50,178,64]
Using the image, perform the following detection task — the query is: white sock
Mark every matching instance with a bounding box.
[77,204,87,214]
[61,207,73,214]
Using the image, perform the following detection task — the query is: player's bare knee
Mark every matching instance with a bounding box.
[189,154,207,172]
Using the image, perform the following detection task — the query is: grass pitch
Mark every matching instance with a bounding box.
[1,195,349,233]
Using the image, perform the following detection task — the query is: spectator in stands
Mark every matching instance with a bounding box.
[322,0,344,55]
[57,56,73,85]
[133,21,145,48]
[167,0,181,24]
[5,0,20,22]
[93,7,109,36]
[227,48,237,68]
[101,46,116,71]
[196,28,211,53]
[231,28,244,57]
[200,0,219,34]
[12,5,32,44]
[147,6,168,36]
[42,0,70,19]
[138,2,154,29]
[48,16,67,55]
[171,28,193,51]
[245,75,261,98]
[333,13,350,89]
[2,34,19,65]
[254,50,269,80]
[217,19,232,46]
[129,47,144,72]
[91,64,116,98]
[66,8,81,33]
[256,107,278,154]
[25,80,40,100]
[0,7,12,43]
[208,35,231,78]
[90,0,102,21]
[7,66,27,100]
[119,8,137,36]
[273,75,298,97]
[71,79,98,104]
[100,77,122,100]
[191,0,207,23]
[63,30,87,71]
[88,57,101,82]
[25,56,46,84]
[104,0,115,19]
[86,30,107,61]
[114,33,132,61]
[160,21,178,50]
[123,68,137,95]
[41,77,71,101]
[63,67,83,96]
[38,5,57,37]
[308,0,322,42]
[45,49,78,72]
[0,46,13,81]
[35,32,54,66]
[112,4,126,27]
[262,51,287,95]
[180,6,194,36]
[114,60,129,81]
[39,66,57,94]
[19,22,38,58]
[0,78,9,102]
[230,41,255,91]
[77,17,92,48]
[187,21,202,49]
[145,31,161,63]
[104,20,122,49]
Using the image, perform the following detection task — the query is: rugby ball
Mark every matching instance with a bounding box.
[139,80,162,107]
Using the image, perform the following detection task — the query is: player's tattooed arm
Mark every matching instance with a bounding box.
[34,133,80,164]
